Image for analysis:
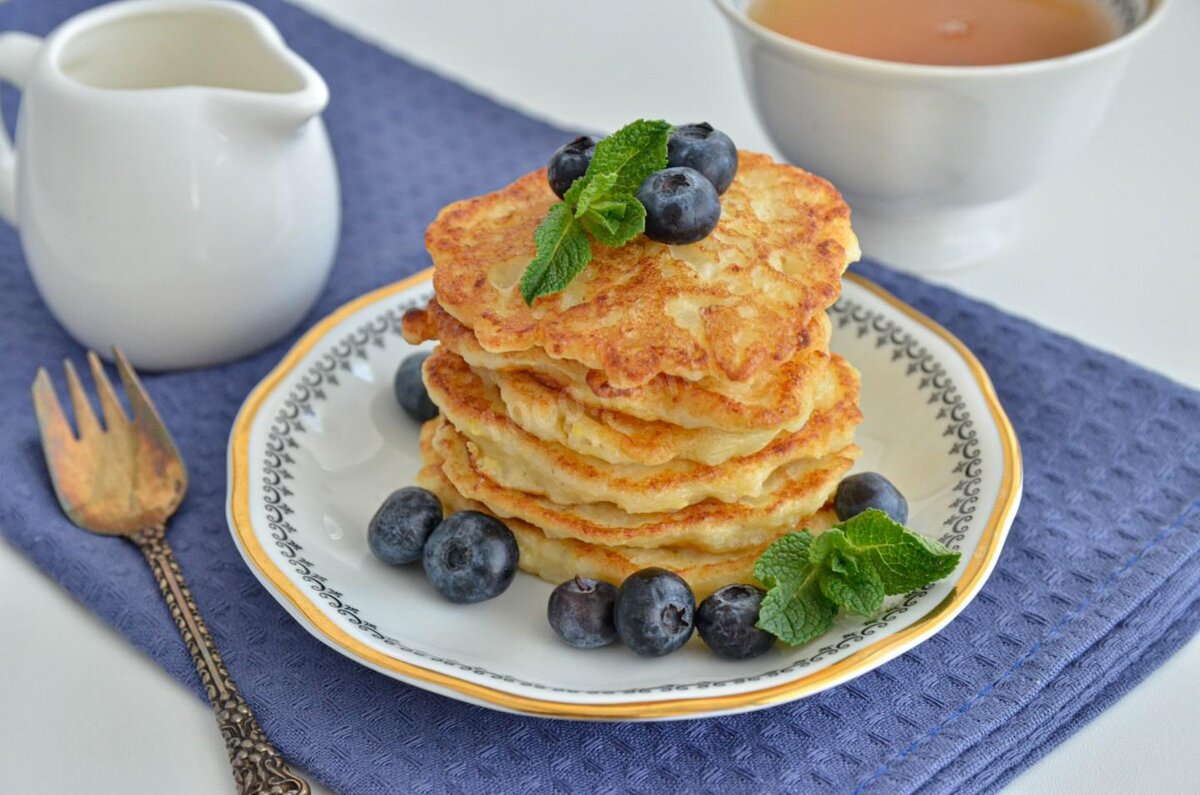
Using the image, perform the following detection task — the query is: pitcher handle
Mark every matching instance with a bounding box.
[0,32,42,227]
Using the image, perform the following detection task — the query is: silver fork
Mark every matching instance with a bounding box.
[31,348,309,795]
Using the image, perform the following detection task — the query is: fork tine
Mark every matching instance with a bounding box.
[111,347,187,487]
[31,367,76,449]
[63,359,102,439]
[111,347,166,429]
[87,350,129,430]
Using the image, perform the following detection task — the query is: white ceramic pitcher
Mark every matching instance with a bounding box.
[0,0,339,369]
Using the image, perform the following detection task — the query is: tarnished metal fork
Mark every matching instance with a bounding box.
[31,349,309,795]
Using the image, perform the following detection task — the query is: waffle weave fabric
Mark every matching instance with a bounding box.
[2,2,1198,793]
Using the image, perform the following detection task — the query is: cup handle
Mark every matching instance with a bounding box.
[0,32,42,227]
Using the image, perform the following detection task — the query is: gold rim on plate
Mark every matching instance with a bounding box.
[227,269,1023,720]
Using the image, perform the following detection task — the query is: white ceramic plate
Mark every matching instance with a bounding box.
[226,270,1021,720]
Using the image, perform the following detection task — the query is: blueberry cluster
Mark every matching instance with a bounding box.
[547,569,776,660]
[546,473,911,659]
[376,354,520,602]
[368,487,519,604]
[547,123,738,245]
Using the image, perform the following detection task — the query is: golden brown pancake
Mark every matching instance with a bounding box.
[417,444,839,599]
[482,366,780,466]
[404,300,834,433]
[427,418,856,553]
[423,347,861,512]
[424,151,859,388]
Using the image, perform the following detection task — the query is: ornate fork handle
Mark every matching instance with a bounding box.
[133,525,310,795]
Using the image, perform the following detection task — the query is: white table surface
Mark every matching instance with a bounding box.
[2,1,1198,793]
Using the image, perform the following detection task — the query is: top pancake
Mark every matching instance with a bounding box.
[426,151,859,388]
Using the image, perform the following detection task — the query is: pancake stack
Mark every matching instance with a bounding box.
[404,152,864,597]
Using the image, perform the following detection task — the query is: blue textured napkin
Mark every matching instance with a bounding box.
[3,2,1199,793]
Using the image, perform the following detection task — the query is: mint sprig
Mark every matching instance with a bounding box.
[518,203,592,307]
[754,510,961,647]
[572,173,647,248]
[574,119,672,197]
[520,119,671,305]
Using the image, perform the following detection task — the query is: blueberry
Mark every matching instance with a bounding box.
[423,511,519,603]
[614,568,695,657]
[547,135,598,198]
[835,472,909,524]
[667,123,738,194]
[367,487,444,565]
[637,167,721,245]
[394,352,438,423]
[696,584,775,660]
[548,577,619,648]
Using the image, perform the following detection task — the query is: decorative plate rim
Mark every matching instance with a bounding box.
[226,269,1023,720]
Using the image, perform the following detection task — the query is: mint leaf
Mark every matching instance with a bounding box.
[819,561,884,617]
[827,548,859,577]
[810,530,881,614]
[811,530,870,582]
[756,569,837,647]
[562,174,587,207]
[754,531,837,646]
[569,170,616,212]
[573,172,646,247]
[520,119,670,296]
[753,512,961,646]
[519,202,592,305]
[810,529,851,570]
[583,119,671,197]
[839,509,961,595]
[754,530,813,587]
[579,197,646,248]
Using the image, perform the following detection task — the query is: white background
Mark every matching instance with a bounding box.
[2,1,1198,792]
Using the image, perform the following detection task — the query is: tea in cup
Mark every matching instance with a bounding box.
[714,0,1168,270]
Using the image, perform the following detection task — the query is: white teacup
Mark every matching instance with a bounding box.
[0,0,339,369]
[714,0,1168,271]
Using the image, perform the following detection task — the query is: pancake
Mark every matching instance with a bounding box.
[425,151,859,388]
[404,300,834,433]
[422,347,861,513]
[417,446,839,599]
[428,418,857,552]
[482,366,779,466]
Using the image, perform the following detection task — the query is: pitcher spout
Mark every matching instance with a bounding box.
[43,0,331,135]
[44,0,331,136]
[243,66,329,135]
[199,2,330,135]
[282,79,329,129]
